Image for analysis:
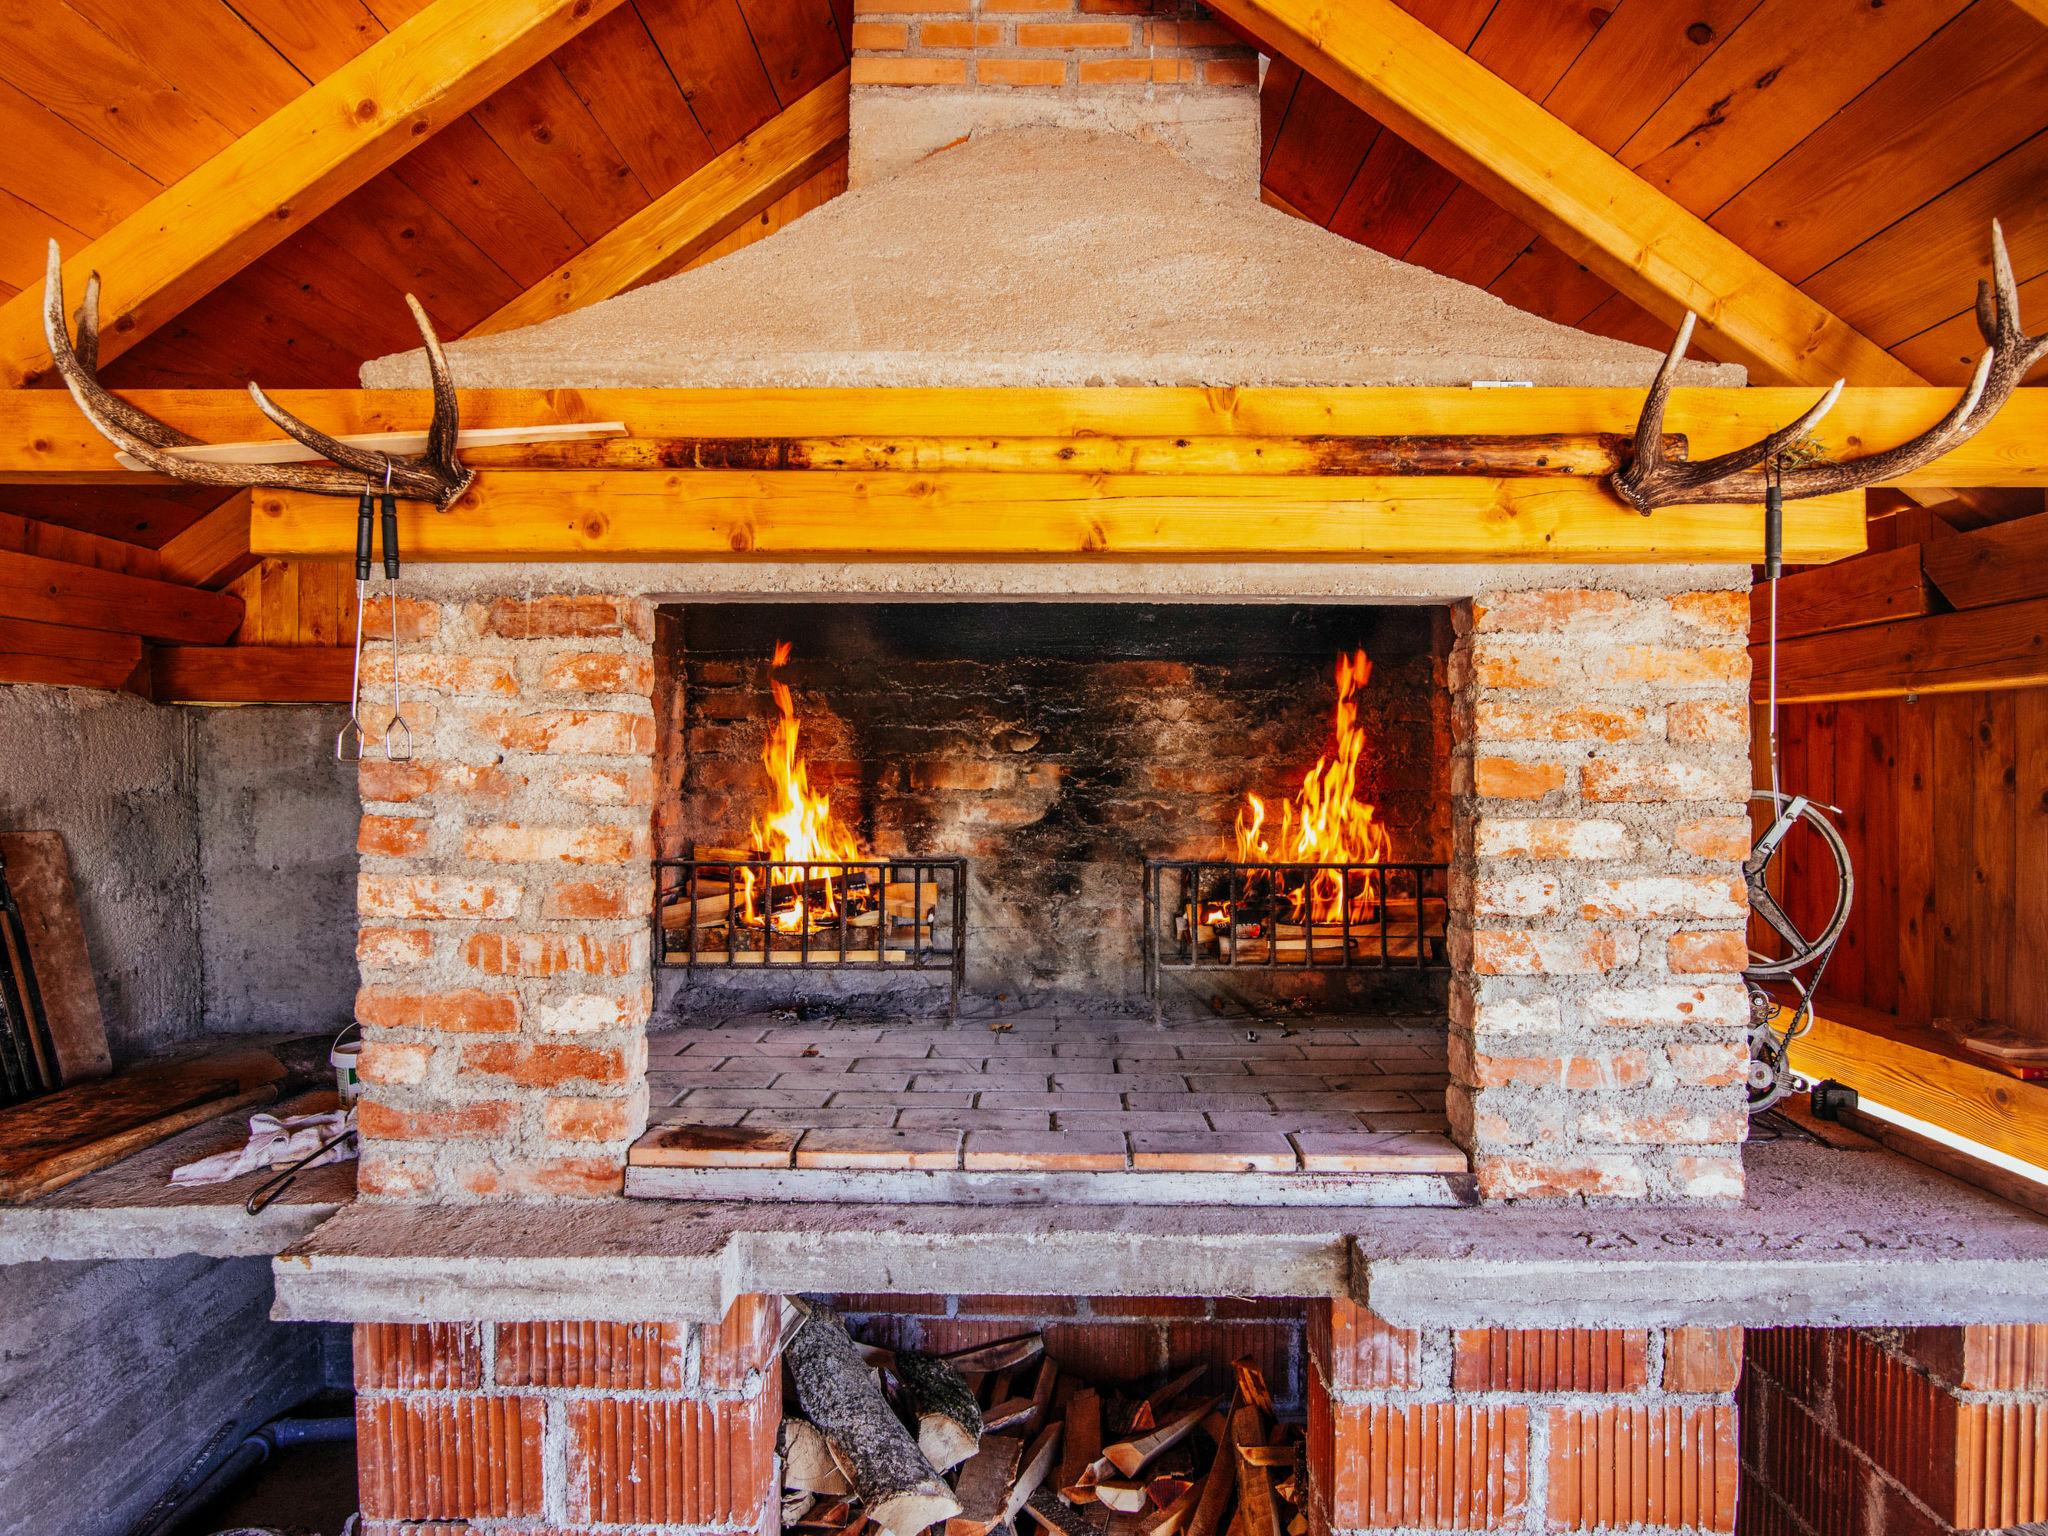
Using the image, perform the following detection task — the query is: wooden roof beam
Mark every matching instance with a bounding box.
[470,69,849,337]
[0,0,629,388]
[1206,0,1923,390]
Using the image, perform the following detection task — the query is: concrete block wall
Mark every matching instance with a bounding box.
[351,593,659,1201]
[1308,1298,1743,1534]
[352,1295,780,1533]
[1739,1324,2048,1534]
[851,0,1257,91]
[1444,578,1754,1203]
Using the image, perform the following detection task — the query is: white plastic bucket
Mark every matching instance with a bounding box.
[332,1039,362,1106]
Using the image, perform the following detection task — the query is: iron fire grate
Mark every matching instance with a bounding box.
[1143,858,1450,998]
[653,856,968,1015]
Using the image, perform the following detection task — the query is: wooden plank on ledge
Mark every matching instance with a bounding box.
[3,388,2042,490]
[1748,545,1933,642]
[0,550,243,644]
[1760,596,2048,703]
[116,422,628,472]
[251,473,1867,564]
[152,645,355,704]
[1786,1001,2048,1175]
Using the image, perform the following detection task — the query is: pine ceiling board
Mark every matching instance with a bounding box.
[1541,0,1766,155]
[1263,75,1379,227]
[106,279,376,390]
[1259,57,1302,172]
[1465,0,1610,96]
[1710,1,2048,285]
[640,0,788,155]
[1398,183,1536,291]
[0,510,161,578]
[1802,129,2048,348]
[554,6,718,196]
[228,0,388,75]
[1326,132,1460,258]
[62,0,311,131]
[0,74,158,237]
[0,1,244,183]
[1892,272,2048,385]
[1577,291,1683,354]
[471,58,654,244]
[0,186,85,295]
[1617,0,1969,219]
[1390,0,1497,47]
[0,486,234,549]
[739,0,849,108]
[302,171,527,333]
[1485,240,1615,329]
[389,117,588,288]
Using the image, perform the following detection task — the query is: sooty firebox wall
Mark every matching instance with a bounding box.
[659,603,1451,1015]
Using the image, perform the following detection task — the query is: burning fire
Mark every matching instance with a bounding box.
[743,642,861,931]
[1231,648,1391,922]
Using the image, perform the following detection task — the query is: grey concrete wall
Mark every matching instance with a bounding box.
[0,1256,325,1536]
[0,686,201,1063]
[193,706,359,1036]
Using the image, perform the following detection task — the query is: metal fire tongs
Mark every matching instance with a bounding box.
[333,477,377,761]
[379,461,411,761]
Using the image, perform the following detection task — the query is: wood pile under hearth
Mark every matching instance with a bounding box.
[780,1301,1304,1536]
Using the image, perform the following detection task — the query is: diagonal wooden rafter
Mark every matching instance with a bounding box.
[467,68,850,338]
[1207,0,1925,390]
[0,0,630,389]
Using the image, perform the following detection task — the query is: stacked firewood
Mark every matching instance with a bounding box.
[781,1301,1306,1536]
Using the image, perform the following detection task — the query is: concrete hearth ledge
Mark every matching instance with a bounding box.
[270,1140,2048,1330]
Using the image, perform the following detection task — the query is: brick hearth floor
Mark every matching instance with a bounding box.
[632,1014,1462,1176]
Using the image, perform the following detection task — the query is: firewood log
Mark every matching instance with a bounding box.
[786,1301,963,1536]
[1001,1421,1066,1528]
[948,1433,1027,1536]
[945,1333,1047,1374]
[1094,1482,1150,1513]
[1056,1390,1103,1506]
[784,1419,855,1495]
[986,1398,1038,1433]
[1143,1476,1205,1536]
[894,1348,985,1473]
[1105,1399,1219,1479]
[1181,1411,1237,1536]
[1228,1408,1280,1536]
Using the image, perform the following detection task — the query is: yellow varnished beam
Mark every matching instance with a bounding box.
[251,471,1866,563]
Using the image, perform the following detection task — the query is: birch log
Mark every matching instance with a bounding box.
[787,1301,962,1536]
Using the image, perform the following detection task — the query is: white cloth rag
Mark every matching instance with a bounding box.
[170,1109,357,1186]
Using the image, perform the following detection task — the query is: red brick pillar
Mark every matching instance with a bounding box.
[1740,1324,2048,1534]
[351,593,658,1200]
[1307,1298,1741,1533]
[353,1294,781,1533]
[1445,579,1754,1202]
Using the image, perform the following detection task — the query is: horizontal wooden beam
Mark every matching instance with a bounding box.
[0,551,243,644]
[0,618,141,691]
[1206,0,1918,388]
[0,0,627,386]
[1759,595,2048,702]
[156,492,256,589]
[250,472,1866,563]
[150,645,354,704]
[1787,1004,2048,1175]
[1920,509,2048,611]
[470,70,849,336]
[1748,546,1933,643]
[4,387,2040,490]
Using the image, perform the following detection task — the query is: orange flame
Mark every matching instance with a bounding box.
[745,642,860,931]
[1232,648,1391,922]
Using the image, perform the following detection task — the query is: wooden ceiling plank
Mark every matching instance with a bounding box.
[1399,184,1537,293]
[0,0,630,389]
[738,0,849,108]
[60,0,311,132]
[470,55,654,244]
[388,116,587,287]
[1209,0,1923,386]
[0,0,238,183]
[1574,291,1678,353]
[1921,509,2048,610]
[0,509,159,578]
[156,493,257,590]
[0,74,159,237]
[639,0,787,155]
[1711,1,2048,285]
[553,5,718,196]
[1541,0,1765,155]
[468,67,849,337]
[1258,56,1302,173]
[0,186,87,297]
[1484,240,1614,329]
[1325,132,1460,259]
[0,484,229,547]
[1802,129,2048,350]
[1616,0,1969,219]
[104,277,377,392]
[1261,74,1379,228]
[1893,270,2048,387]
[0,549,242,642]
[225,0,389,77]
[1465,0,1608,97]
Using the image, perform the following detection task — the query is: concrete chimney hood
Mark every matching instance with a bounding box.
[360,87,1742,392]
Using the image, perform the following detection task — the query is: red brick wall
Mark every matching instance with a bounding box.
[353,1295,781,1534]
[353,593,659,1201]
[851,0,1256,91]
[1310,1299,1742,1533]
[1740,1324,2048,1535]
[1445,580,1754,1202]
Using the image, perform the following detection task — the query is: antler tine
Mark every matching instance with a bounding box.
[406,294,462,478]
[246,380,391,479]
[1634,313,1692,467]
[42,242,201,451]
[1676,378,1845,485]
[1778,347,1990,499]
[1964,219,2048,424]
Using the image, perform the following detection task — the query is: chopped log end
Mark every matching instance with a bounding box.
[922,1414,983,1474]
[879,1489,968,1536]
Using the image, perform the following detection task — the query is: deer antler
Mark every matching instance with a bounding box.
[42,241,474,508]
[1610,221,2044,512]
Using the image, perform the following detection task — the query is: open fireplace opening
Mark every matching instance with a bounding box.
[653,602,1451,1020]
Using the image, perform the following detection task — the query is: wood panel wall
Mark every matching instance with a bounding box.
[1754,690,2048,1040]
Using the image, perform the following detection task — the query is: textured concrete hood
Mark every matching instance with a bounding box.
[360,123,1742,391]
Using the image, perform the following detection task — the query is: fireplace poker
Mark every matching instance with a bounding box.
[379,458,412,761]
[333,479,377,761]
